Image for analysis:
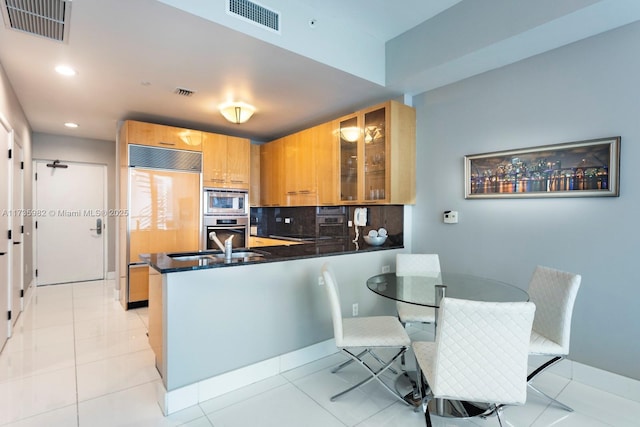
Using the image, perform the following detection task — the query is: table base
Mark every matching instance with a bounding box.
[396,371,494,418]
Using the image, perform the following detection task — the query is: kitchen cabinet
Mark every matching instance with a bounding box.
[128,264,149,303]
[148,267,163,376]
[250,144,261,206]
[248,236,304,247]
[260,137,285,206]
[202,132,251,189]
[260,121,336,206]
[284,130,317,206]
[338,100,415,204]
[122,120,202,151]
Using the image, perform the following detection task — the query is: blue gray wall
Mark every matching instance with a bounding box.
[410,21,639,380]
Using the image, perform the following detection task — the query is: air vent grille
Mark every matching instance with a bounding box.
[175,87,195,97]
[227,0,280,33]
[2,0,71,42]
[129,145,202,173]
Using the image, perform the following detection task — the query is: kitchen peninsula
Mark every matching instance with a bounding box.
[147,240,405,415]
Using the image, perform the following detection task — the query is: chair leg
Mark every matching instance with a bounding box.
[367,349,398,375]
[495,405,505,427]
[528,355,573,412]
[332,349,399,375]
[331,349,367,373]
[528,383,574,412]
[330,347,409,405]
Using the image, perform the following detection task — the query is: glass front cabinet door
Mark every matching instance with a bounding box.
[337,100,416,205]
[339,115,359,202]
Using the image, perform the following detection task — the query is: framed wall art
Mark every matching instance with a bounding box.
[465,137,620,199]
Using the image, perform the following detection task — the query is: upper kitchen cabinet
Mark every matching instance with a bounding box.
[338,100,416,204]
[260,137,285,206]
[123,120,202,151]
[260,121,336,206]
[250,144,261,206]
[202,132,251,190]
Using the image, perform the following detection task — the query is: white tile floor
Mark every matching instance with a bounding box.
[0,279,638,426]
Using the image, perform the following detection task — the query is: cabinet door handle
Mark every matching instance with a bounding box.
[158,141,176,146]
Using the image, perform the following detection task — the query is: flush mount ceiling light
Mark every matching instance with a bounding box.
[55,65,77,76]
[64,122,78,128]
[219,101,255,124]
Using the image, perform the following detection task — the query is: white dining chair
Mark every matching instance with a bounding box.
[412,297,536,427]
[395,254,441,328]
[527,265,581,411]
[321,262,411,403]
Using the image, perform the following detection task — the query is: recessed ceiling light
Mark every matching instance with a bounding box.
[64,122,79,128]
[55,65,77,76]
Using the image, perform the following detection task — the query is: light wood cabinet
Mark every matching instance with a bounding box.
[122,120,202,151]
[128,264,149,303]
[250,144,261,206]
[261,121,336,206]
[284,130,317,206]
[248,236,304,247]
[260,137,285,206]
[148,267,163,377]
[338,100,415,204]
[202,132,250,189]
[258,100,414,206]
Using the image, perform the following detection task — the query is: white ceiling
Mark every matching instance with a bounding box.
[0,0,638,142]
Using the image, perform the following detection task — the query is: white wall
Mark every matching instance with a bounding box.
[32,133,116,272]
[411,21,640,380]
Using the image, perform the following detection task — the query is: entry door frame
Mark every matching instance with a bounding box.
[11,135,23,325]
[32,159,108,285]
[0,114,12,345]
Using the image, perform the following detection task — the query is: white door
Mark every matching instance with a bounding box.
[11,139,24,325]
[35,160,106,285]
[0,120,10,348]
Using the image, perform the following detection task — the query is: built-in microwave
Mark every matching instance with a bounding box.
[204,188,248,216]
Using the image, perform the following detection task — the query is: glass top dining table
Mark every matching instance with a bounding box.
[366,271,529,307]
[366,271,529,418]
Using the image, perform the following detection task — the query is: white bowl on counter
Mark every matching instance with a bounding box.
[364,235,387,246]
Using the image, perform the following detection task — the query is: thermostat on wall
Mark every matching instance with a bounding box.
[444,210,458,224]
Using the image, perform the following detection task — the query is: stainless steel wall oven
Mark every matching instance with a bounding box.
[203,216,248,250]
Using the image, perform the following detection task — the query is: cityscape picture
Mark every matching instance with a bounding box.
[465,137,620,198]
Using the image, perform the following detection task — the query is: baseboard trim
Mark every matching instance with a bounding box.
[157,340,640,415]
[530,356,640,403]
[158,339,337,415]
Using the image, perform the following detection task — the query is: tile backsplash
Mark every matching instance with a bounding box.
[250,205,404,245]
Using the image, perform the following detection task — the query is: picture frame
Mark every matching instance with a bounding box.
[465,137,620,199]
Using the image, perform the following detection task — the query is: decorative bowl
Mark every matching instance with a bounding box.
[364,235,387,246]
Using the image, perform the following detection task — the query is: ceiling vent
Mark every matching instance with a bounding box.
[1,0,71,42]
[226,0,280,34]
[174,87,195,97]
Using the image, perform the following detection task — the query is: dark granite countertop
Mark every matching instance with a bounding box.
[145,238,403,274]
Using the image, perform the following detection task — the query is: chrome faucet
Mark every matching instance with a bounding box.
[209,232,234,259]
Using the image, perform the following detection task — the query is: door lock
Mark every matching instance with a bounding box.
[90,218,103,235]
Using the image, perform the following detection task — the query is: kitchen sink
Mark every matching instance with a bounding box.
[168,250,268,263]
[210,251,265,260]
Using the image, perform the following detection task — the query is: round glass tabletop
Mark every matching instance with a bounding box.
[366,272,529,307]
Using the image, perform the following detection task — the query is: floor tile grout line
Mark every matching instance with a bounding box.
[71,281,82,426]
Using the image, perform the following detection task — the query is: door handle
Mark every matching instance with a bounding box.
[13,241,21,245]
[0,252,5,255]
[90,218,103,235]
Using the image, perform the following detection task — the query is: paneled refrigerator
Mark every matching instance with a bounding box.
[124,144,201,308]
